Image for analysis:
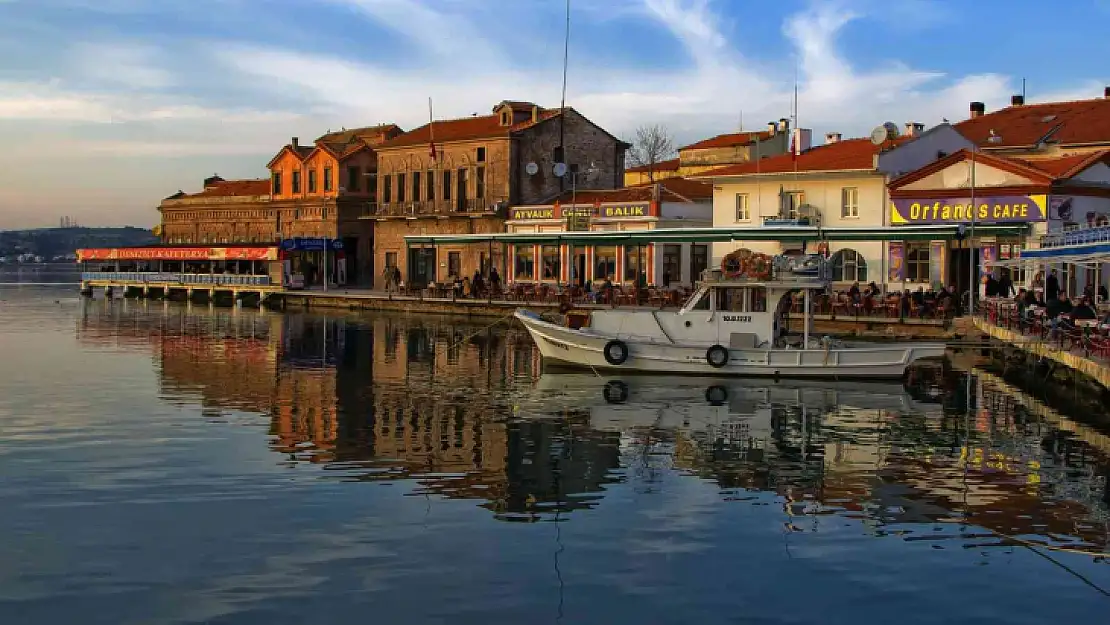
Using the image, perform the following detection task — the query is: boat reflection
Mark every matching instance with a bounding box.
[74,300,1110,549]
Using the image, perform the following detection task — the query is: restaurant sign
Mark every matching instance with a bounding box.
[890,194,1047,225]
[509,202,654,221]
[77,246,279,262]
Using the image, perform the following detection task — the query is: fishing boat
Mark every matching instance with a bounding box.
[514,249,946,379]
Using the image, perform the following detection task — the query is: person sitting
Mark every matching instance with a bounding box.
[472,271,485,297]
[1100,284,1109,303]
[1072,295,1097,321]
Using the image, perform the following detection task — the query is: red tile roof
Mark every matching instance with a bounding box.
[956,97,1110,149]
[171,179,270,200]
[1011,150,1110,178]
[552,177,711,204]
[889,148,1110,191]
[378,107,564,149]
[626,157,680,173]
[315,123,403,145]
[680,130,774,151]
[698,137,911,177]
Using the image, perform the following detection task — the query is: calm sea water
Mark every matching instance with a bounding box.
[2,285,1110,624]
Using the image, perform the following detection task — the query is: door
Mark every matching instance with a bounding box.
[575,253,586,287]
[408,248,436,288]
[456,168,468,212]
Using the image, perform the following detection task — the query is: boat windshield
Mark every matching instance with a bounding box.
[687,290,711,310]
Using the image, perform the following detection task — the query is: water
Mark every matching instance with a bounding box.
[2,285,1110,624]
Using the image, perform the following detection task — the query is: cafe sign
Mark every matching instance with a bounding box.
[509,201,655,221]
[890,194,1047,225]
[77,246,279,262]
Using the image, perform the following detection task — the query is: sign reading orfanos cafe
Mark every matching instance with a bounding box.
[509,201,656,221]
[890,194,1048,225]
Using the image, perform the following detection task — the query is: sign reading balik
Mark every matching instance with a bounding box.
[510,202,653,221]
[890,194,1047,225]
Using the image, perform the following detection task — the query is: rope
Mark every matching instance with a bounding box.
[444,310,517,352]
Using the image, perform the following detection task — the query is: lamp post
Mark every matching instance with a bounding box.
[968,146,976,315]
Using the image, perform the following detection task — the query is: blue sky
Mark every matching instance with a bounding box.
[1,0,1108,229]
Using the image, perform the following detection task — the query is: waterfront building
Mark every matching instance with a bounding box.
[363,100,629,288]
[624,120,791,186]
[502,177,713,287]
[158,124,404,286]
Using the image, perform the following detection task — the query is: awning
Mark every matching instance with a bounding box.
[403,223,1030,246]
[1018,242,1110,260]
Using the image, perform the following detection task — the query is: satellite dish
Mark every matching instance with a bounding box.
[870,126,887,145]
[525,162,539,176]
[553,162,568,178]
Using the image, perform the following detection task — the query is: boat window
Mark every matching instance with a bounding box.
[752,287,767,312]
[716,287,747,312]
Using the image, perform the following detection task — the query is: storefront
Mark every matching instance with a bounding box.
[505,195,712,287]
[76,245,281,286]
[278,238,346,289]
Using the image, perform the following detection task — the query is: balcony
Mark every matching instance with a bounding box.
[361,198,506,218]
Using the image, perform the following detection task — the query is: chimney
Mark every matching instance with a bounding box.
[1104,86,1110,99]
[777,118,790,133]
[792,128,812,155]
[904,122,925,137]
[970,101,986,118]
[825,132,841,144]
[1011,94,1025,106]
[532,105,540,123]
[291,136,299,150]
[767,121,777,136]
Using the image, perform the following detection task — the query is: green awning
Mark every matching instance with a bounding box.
[404,224,1031,246]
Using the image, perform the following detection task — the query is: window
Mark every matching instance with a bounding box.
[841,187,858,218]
[595,246,617,281]
[397,173,406,202]
[515,246,535,280]
[308,169,317,193]
[476,147,486,162]
[347,166,360,192]
[447,251,461,278]
[906,243,930,283]
[832,249,868,282]
[368,173,377,198]
[735,193,750,221]
[662,245,681,286]
[271,172,282,195]
[500,111,510,126]
[476,167,485,199]
[412,171,421,201]
[383,175,392,203]
[691,245,708,282]
[624,246,643,283]
[292,170,301,194]
[442,170,452,201]
[541,245,560,280]
[426,170,435,202]
[385,252,397,269]
[570,163,580,182]
[324,167,333,192]
[552,146,564,164]
[782,191,803,219]
[689,290,711,311]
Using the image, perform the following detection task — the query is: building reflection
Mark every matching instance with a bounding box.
[76,300,1110,541]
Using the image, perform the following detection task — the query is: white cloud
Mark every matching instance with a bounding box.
[69,42,176,90]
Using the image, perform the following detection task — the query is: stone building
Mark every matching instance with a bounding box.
[365,100,628,288]
[624,120,792,185]
[158,124,403,286]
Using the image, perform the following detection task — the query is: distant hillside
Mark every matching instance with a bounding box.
[0,227,157,260]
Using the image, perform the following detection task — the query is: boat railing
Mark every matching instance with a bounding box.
[702,254,831,284]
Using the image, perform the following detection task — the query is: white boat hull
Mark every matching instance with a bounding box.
[515,310,947,379]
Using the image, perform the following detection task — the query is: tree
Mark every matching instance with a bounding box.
[626,124,676,182]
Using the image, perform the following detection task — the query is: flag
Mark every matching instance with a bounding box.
[790,132,796,161]
[429,142,437,160]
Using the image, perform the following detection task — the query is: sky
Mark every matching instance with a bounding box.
[1,0,1109,230]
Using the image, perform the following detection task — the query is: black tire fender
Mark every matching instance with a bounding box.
[706,344,729,368]
[603,380,630,404]
[603,339,629,366]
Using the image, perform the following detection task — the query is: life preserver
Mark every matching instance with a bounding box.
[705,385,728,405]
[603,339,629,366]
[706,344,729,368]
[603,380,629,404]
[816,241,829,257]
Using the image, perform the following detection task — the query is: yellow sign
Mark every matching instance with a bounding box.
[510,208,555,220]
[890,194,1047,225]
[602,205,646,218]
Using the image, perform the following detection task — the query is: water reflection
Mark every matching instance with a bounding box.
[75,299,1110,552]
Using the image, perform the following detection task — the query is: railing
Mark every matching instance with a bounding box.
[81,272,272,286]
[761,216,811,226]
[1040,223,1110,248]
[367,198,505,217]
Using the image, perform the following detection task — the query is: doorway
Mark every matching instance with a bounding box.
[947,245,978,296]
[408,248,436,288]
[575,253,586,287]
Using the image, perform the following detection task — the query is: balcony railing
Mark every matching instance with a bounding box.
[81,272,272,286]
[367,198,506,217]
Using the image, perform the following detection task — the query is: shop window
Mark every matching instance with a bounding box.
[906,244,930,283]
[691,245,708,282]
[832,249,868,282]
[447,251,461,278]
[595,246,617,281]
[514,246,535,280]
[541,245,560,280]
[624,246,643,283]
[662,244,681,285]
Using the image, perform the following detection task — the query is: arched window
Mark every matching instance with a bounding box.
[832,249,867,282]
